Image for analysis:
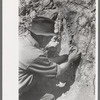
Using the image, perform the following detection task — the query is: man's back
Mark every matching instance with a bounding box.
[19,33,43,68]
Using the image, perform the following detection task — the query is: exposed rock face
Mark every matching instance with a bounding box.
[19,0,96,100]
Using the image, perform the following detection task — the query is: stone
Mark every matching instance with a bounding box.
[30,10,36,18]
[78,16,87,26]
[42,0,51,7]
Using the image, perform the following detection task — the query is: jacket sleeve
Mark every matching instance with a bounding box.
[27,55,60,77]
[48,55,68,64]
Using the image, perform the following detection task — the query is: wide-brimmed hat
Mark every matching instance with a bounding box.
[27,17,55,36]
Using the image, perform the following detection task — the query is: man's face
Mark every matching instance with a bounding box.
[43,35,60,57]
[42,36,53,48]
[31,32,53,48]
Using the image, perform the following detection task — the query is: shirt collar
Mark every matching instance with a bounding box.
[20,31,40,48]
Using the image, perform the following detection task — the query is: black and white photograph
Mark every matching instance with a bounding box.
[18,0,97,100]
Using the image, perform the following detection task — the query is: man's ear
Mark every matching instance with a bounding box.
[50,12,58,21]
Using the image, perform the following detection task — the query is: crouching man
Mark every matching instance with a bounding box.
[19,17,81,100]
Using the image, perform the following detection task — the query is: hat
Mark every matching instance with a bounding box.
[28,17,55,36]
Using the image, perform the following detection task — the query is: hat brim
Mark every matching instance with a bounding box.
[27,26,55,36]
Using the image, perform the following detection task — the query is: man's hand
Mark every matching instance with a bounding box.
[45,35,60,49]
[68,47,81,63]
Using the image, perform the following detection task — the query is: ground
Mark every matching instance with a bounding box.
[19,0,96,100]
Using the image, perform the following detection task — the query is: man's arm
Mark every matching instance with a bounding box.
[48,55,68,64]
[27,49,81,77]
[57,59,72,76]
[57,51,81,76]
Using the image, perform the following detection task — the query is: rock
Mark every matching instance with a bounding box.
[30,10,36,18]
[50,12,58,21]
[78,16,87,26]
[37,9,57,18]
[32,0,39,2]
[24,0,31,5]
[41,0,51,7]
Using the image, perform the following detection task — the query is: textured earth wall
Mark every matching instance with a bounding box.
[19,0,96,100]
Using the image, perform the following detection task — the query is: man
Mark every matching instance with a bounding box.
[19,17,81,100]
